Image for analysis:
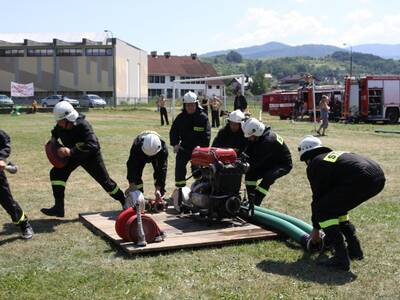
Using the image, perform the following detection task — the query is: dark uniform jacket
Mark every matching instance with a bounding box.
[234,95,247,111]
[170,108,211,153]
[245,127,292,171]
[51,114,100,160]
[307,149,385,227]
[126,134,168,188]
[0,130,11,162]
[212,124,247,154]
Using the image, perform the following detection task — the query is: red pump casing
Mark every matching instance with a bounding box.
[191,147,237,167]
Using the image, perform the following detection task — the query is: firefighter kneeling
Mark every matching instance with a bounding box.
[241,118,293,206]
[298,136,385,271]
[125,131,168,211]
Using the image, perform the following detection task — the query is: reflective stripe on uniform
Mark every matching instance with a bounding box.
[13,212,26,225]
[319,218,339,229]
[245,180,257,186]
[193,127,205,132]
[323,151,346,163]
[75,142,89,152]
[136,183,143,189]
[108,186,120,195]
[51,180,66,187]
[276,134,284,145]
[256,186,269,196]
[175,180,186,187]
[339,214,349,222]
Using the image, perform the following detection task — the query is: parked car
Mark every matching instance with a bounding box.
[80,94,107,108]
[0,95,14,108]
[40,95,80,107]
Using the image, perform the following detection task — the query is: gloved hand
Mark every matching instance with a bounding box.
[0,160,6,172]
[155,190,163,202]
[57,147,71,158]
[173,144,182,154]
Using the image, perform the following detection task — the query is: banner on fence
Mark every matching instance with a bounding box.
[10,82,34,97]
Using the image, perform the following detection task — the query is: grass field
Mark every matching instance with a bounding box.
[0,109,399,299]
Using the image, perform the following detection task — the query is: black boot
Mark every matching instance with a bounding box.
[340,221,364,260]
[41,198,65,217]
[318,225,350,271]
[19,219,34,240]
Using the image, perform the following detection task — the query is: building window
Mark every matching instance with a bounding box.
[167,89,173,98]
[180,89,192,97]
[27,49,54,56]
[56,48,83,56]
[149,75,165,84]
[216,85,220,89]
[170,76,175,82]
[85,48,113,56]
[148,89,163,97]
[208,85,212,89]
[0,49,24,57]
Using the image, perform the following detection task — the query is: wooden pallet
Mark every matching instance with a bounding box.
[79,210,277,255]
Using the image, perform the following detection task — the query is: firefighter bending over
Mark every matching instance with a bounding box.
[242,118,292,206]
[0,130,34,239]
[298,136,385,271]
[41,101,126,217]
[169,91,210,188]
[212,109,247,155]
[125,131,168,206]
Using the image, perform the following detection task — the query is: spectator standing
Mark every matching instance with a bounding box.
[317,95,330,136]
[158,94,169,126]
[210,95,222,128]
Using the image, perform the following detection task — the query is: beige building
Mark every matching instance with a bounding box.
[0,38,148,105]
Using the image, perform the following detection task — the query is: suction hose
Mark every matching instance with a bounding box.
[254,206,313,234]
[251,210,309,247]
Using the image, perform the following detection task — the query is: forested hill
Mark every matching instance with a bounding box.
[201,51,400,83]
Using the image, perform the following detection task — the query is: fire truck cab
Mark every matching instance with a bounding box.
[343,75,400,124]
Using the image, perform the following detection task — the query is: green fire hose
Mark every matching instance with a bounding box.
[254,206,313,234]
[251,209,309,247]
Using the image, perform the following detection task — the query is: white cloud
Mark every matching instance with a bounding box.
[229,8,336,47]
[0,32,106,43]
[338,13,400,45]
[345,9,372,21]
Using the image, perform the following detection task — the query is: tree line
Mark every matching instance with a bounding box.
[201,50,400,95]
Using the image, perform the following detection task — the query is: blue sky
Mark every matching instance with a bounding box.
[1,0,399,55]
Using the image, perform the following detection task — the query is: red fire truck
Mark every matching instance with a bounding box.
[263,85,344,120]
[262,90,298,119]
[343,75,400,123]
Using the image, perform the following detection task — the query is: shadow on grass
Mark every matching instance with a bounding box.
[0,218,79,242]
[257,253,357,285]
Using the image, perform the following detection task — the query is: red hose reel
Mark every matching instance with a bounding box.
[115,207,163,244]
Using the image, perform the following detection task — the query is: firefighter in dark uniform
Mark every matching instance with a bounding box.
[241,118,292,206]
[298,135,386,271]
[0,130,34,239]
[126,131,168,203]
[170,91,211,188]
[41,101,126,217]
[212,109,247,155]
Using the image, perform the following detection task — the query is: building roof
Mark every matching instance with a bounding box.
[148,55,217,77]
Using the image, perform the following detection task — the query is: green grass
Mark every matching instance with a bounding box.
[0,109,399,299]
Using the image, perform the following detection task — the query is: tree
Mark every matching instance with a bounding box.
[250,70,269,95]
[226,51,243,63]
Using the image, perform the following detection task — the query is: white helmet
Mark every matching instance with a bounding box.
[125,190,146,210]
[53,101,79,122]
[298,135,323,161]
[228,109,245,123]
[241,118,265,138]
[183,91,198,103]
[141,133,162,156]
